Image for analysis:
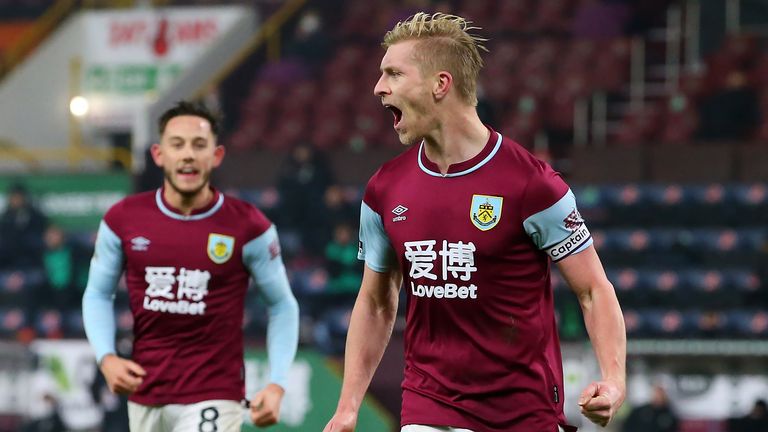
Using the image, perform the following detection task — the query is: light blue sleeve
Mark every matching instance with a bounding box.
[242,225,299,389]
[358,202,396,272]
[523,189,593,262]
[82,221,124,363]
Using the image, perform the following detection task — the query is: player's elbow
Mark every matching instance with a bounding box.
[575,280,616,311]
[270,292,299,317]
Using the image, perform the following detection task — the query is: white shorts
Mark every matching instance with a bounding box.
[128,400,242,432]
[402,425,566,432]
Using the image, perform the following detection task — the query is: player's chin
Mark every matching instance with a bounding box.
[175,183,204,194]
[396,131,418,146]
[169,181,205,198]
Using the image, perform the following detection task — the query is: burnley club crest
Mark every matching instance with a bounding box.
[471,195,503,231]
[207,233,235,264]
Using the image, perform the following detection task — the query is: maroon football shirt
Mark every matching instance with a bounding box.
[103,189,271,405]
[360,129,587,432]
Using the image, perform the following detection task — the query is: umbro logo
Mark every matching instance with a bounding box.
[131,236,151,251]
[392,205,408,215]
[392,205,408,222]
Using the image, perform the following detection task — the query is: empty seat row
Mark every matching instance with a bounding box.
[552,268,760,293]
[622,309,768,338]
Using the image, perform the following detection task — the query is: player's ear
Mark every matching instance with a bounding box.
[433,71,452,101]
[212,144,225,168]
[150,143,163,167]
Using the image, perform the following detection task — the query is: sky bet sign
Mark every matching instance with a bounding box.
[82,7,241,95]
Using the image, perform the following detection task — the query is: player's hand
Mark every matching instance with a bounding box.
[578,379,625,427]
[322,409,358,432]
[99,354,146,395]
[249,383,285,427]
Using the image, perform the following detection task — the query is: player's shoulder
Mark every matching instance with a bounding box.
[220,191,272,236]
[221,192,265,218]
[365,146,418,191]
[375,145,418,180]
[111,189,156,210]
[496,133,556,176]
[494,134,572,217]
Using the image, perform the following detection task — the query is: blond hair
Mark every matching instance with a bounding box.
[383,12,488,106]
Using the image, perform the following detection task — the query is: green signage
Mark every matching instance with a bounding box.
[84,64,183,94]
[0,174,131,230]
[243,350,394,432]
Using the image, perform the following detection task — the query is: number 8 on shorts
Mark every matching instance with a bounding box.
[199,407,219,432]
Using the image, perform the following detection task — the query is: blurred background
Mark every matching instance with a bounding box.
[0,0,767,431]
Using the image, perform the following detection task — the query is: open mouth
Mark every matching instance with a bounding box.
[177,167,199,179]
[384,104,403,128]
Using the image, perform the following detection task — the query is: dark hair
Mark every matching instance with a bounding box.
[158,100,222,137]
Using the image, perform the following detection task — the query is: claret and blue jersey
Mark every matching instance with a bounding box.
[83,188,298,406]
[359,128,590,432]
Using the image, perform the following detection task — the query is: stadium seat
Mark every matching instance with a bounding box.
[705,34,759,90]
[481,63,520,106]
[560,39,598,76]
[352,98,388,148]
[338,2,379,39]
[612,103,662,145]
[733,183,768,206]
[724,269,761,293]
[519,38,559,81]
[727,311,768,338]
[530,0,572,34]
[676,66,709,101]
[649,270,682,292]
[550,270,565,291]
[0,268,45,293]
[622,309,648,338]
[0,308,27,337]
[591,38,630,93]
[35,309,63,339]
[289,267,330,296]
[64,310,84,337]
[312,306,353,355]
[693,228,764,253]
[116,308,134,333]
[490,0,531,33]
[642,309,692,338]
[546,70,590,131]
[659,95,699,144]
[456,0,495,23]
[500,94,544,145]
[690,310,729,338]
[750,52,768,89]
[489,39,526,70]
[239,188,281,211]
[611,268,652,306]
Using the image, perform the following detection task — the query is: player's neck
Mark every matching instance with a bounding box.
[162,182,214,215]
[423,108,489,174]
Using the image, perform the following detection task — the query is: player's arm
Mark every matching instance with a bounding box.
[326,266,401,432]
[523,186,625,427]
[82,220,145,394]
[557,246,626,427]
[243,224,299,427]
[324,201,400,432]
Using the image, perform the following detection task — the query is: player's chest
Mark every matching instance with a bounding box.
[120,220,243,272]
[380,180,525,256]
